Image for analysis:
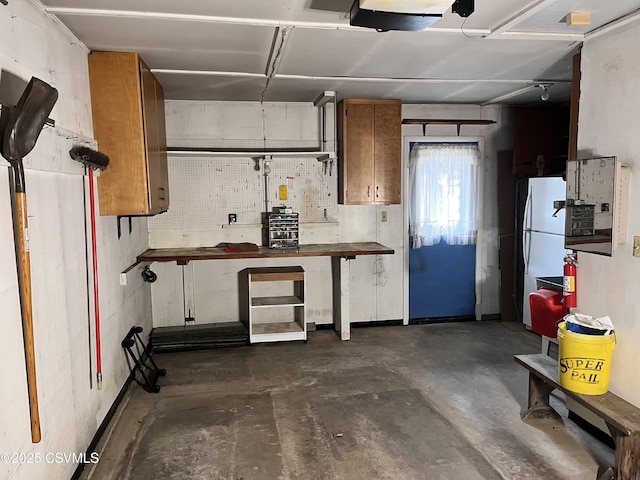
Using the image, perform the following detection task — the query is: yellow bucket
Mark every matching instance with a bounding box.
[557,321,616,395]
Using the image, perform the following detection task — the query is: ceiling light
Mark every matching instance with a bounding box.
[350,0,455,31]
[359,0,455,15]
[538,84,551,101]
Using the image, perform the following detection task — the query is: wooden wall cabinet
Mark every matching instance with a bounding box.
[513,107,552,176]
[88,51,169,216]
[338,99,401,204]
[513,105,570,177]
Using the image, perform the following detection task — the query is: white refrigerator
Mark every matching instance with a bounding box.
[522,177,567,327]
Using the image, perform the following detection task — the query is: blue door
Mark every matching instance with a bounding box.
[409,239,476,319]
[408,142,478,320]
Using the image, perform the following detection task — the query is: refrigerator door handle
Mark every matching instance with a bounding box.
[523,231,531,274]
[523,186,532,274]
[524,187,533,231]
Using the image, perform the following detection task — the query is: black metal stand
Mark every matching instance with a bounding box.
[121,326,166,393]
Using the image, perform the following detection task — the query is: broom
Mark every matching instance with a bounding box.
[69,146,109,390]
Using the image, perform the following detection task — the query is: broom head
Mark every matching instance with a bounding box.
[69,145,110,171]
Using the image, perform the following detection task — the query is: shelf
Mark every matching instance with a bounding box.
[250,266,304,282]
[252,322,304,335]
[402,119,497,126]
[221,222,338,229]
[167,148,335,160]
[402,118,496,136]
[251,322,306,343]
[167,91,337,164]
[251,296,304,307]
[246,265,306,344]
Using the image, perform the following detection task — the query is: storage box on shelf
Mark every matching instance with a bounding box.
[244,266,306,343]
[267,212,299,249]
[565,203,595,237]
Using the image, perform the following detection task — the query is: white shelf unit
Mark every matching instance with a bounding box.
[247,266,306,343]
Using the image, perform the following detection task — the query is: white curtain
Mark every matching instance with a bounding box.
[408,143,480,248]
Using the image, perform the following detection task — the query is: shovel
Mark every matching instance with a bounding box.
[1,77,58,443]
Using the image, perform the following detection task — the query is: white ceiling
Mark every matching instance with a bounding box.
[40,0,640,105]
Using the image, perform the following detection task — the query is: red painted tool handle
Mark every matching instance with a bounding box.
[89,168,102,389]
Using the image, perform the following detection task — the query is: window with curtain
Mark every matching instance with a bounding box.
[408,143,480,248]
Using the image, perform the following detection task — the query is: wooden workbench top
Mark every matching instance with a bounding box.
[137,242,394,265]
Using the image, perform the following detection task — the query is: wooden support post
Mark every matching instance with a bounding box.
[522,372,561,421]
[606,424,640,480]
[182,263,196,323]
[332,256,351,340]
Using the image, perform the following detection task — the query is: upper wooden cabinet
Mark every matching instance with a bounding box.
[512,107,552,176]
[88,51,169,216]
[338,99,401,205]
[513,105,570,177]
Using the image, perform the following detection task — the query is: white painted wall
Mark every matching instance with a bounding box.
[576,21,640,406]
[149,101,512,328]
[3,0,635,475]
[0,2,152,479]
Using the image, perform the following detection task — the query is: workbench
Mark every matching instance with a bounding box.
[137,242,394,340]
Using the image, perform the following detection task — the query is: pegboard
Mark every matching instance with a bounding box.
[149,155,338,232]
[566,157,616,231]
[566,157,615,204]
[615,166,630,245]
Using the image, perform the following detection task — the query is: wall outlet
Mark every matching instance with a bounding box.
[228,213,237,224]
[381,211,388,223]
[634,236,640,257]
[119,272,127,286]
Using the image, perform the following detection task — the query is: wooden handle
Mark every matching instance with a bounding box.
[15,191,41,443]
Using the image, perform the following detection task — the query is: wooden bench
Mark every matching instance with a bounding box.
[515,354,640,480]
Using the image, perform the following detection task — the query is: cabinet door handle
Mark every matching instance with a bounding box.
[367,185,371,198]
[159,186,166,201]
[376,185,379,198]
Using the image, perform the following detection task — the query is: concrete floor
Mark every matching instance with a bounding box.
[83,321,614,480]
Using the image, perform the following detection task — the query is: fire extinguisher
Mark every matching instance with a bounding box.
[563,252,577,309]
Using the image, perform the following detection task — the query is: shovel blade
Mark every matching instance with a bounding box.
[1,77,58,162]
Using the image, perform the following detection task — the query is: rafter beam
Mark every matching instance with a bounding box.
[42,7,487,37]
[481,85,537,105]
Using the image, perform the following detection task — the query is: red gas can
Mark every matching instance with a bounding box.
[529,288,566,338]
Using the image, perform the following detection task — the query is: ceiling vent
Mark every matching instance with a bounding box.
[350,0,451,31]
